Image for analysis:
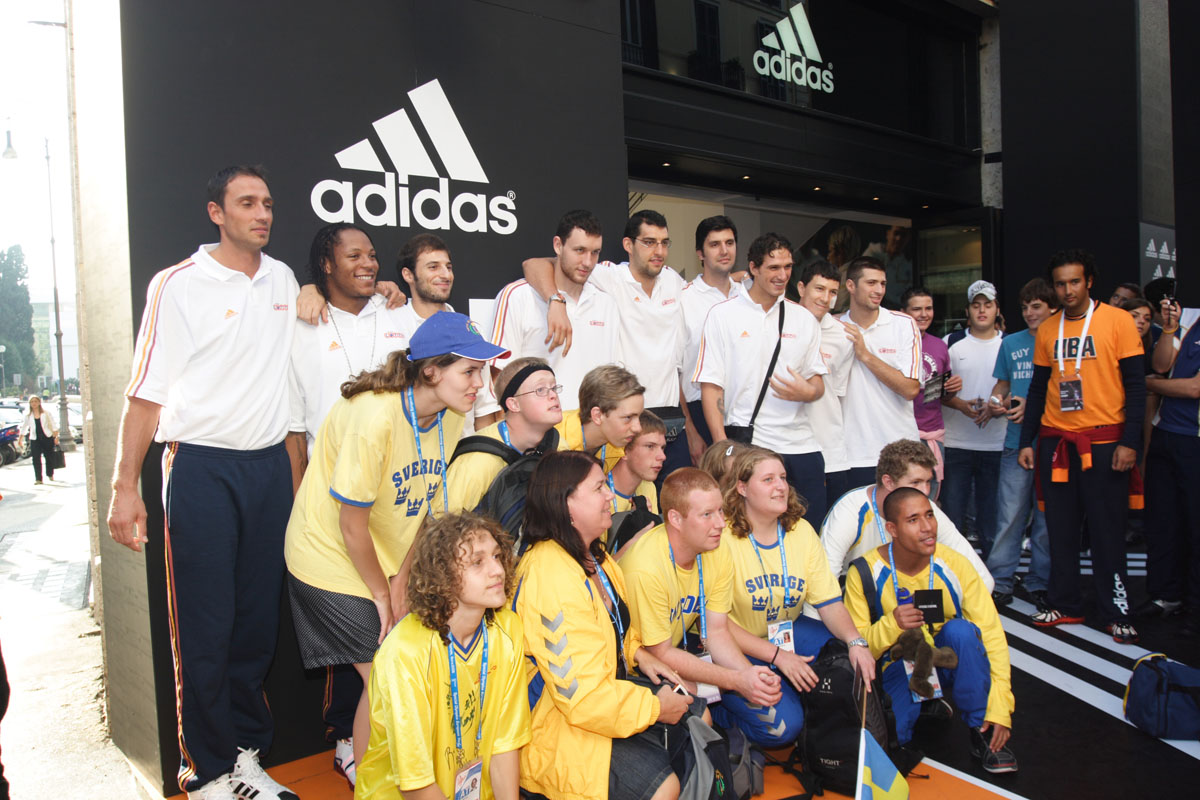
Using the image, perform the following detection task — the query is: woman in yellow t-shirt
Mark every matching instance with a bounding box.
[717,447,875,726]
[514,450,691,800]
[284,311,508,772]
[356,512,530,800]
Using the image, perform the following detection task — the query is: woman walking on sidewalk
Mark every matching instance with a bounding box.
[17,396,58,484]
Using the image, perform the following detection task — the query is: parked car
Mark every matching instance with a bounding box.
[0,406,24,465]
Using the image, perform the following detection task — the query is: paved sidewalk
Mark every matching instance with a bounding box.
[0,448,134,798]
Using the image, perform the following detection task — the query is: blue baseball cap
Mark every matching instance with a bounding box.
[408,311,510,362]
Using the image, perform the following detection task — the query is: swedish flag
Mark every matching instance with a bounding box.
[857,727,908,799]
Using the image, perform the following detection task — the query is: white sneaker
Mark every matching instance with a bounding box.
[231,748,300,800]
[333,737,356,788]
[188,775,237,800]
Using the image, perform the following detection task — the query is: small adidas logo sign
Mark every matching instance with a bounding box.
[329,340,342,351]
[310,79,518,235]
[739,330,751,338]
[753,2,834,94]
[224,309,237,319]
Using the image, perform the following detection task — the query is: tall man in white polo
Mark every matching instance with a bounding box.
[794,259,856,511]
[490,209,618,413]
[107,166,300,800]
[695,233,829,524]
[838,256,923,487]
[524,209,690,481]
[680,216,740,463]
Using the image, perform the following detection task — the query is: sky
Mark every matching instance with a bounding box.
[0,0,78,378]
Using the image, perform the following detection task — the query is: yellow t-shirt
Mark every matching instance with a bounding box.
[555,409,624,473]
[284,391,465,597]
[611,478,659,514]
[723,521,842,638]
[445,421,508,513]
[618,524,734,648]
[356,608,531,800]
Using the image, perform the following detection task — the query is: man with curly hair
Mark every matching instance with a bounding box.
[356,513,530,800]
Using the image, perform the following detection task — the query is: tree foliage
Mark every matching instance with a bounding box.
[0,245,41,392]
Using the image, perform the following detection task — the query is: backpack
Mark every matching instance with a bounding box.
[724,721,764,800]
[608,494,663,554]
[1124,653,1200,740]
[675,713,736,800]
[449,428,559,543]
[787,638,903,797]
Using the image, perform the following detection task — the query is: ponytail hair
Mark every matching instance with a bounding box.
[340,349,461,399]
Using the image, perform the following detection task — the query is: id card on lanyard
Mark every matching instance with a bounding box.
[449,624,488,800]
[669,542,721,702]
[1056,300,1095,413]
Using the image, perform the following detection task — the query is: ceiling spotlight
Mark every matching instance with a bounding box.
[662,161,671,167]
[742,175,750,180]
[872,196,879,201]
[921,204,930,209]
[813,186,822,191]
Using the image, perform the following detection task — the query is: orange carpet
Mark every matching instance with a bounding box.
[167,749,1013,799]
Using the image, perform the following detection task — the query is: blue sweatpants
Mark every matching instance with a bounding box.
[883,618,991,745]
[163,441,292,790]
[711,616,833,747]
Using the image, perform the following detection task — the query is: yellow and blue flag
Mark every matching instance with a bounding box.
[856,727,908,799]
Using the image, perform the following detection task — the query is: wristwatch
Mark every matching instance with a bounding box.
[549,292,567,305]
[847,637,869,649]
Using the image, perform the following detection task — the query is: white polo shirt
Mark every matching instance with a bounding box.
[590,261,687,408]
[125,244,299,450]
[487,279,618,412]
[838,309,922,469]
[680,276,738,404]
[806,309,855,473]
[694,292,827,454]
[391,301,454,348]
[287,295,412,455]
[818,485,993,590]
[943,331,1007,452]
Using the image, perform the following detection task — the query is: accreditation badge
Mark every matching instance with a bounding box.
[454,759,483,800]
[697,653,722,704]
[1059,378,1084,412]
[903,659,944,703]
[767,619,795,654]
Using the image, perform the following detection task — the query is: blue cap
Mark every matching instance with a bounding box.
[408,311,510,362]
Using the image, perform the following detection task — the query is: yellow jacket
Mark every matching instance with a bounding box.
[514,540,661,800]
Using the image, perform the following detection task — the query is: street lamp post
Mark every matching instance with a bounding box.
[2,131,74,448]
[0,345,6,395]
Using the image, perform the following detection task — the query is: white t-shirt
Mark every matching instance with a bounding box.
[125,244,299,450]
[942,331,1007,452]
[392,301,453,348]
[288,295,411,455]
[487,279,618,412]
[590,261,687,408]
[695,292,827,454]
[680,276,738,404]
[818,485,994,590]
[807,309,856,473]
[838,309,922,469]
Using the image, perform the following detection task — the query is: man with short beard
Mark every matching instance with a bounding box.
[395,233,457,341]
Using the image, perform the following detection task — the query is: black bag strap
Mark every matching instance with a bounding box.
[748,301,786,430]
[449,435,521,467]
[851,556,884,625]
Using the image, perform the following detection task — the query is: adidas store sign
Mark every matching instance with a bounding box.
[310,79,518,235]
[753,2,834,94]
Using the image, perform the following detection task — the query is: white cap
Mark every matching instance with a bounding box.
[967,279,997,302]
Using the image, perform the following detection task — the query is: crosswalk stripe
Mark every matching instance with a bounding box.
[1001,616,1132,685]
[1009,598,1150,660]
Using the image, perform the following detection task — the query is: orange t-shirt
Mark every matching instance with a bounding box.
[1033,300,1144,432]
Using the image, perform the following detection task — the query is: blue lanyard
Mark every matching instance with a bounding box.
[605,471,633,513]
[749,522,789,622]
[591,556,626,667]
[580,418,606,468]
[405,386,448,516]
[448,623,489,751]
[887,540,934,606]
[498,421,512,449]
[869,486,889,546]
[668,542,706,645]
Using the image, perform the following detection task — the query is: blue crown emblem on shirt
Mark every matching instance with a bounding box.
[406,495,424,516]
[395,484,410,506]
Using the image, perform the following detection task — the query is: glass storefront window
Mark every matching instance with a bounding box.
[620,0,981,147]
[916,225,982,337]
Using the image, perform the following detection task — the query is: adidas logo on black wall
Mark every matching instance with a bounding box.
[753,2,834,94]
[310,79,518,235]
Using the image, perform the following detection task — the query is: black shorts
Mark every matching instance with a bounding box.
[609,729,674,800]
[287,573,380,668]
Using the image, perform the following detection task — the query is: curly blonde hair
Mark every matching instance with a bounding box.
[406,513,516,641]
[721,446,807,538]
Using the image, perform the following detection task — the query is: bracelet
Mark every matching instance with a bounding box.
[770,645,780,666]
[549,292,567,305]
[1162,325,1179,335]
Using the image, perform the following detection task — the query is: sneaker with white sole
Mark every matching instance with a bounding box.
[188,775,237,800]
[333,737,356,788]
[1106,621,1139,645]
[231,748,300,800]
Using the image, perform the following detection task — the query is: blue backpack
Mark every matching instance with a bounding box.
[1124,653,1200,740]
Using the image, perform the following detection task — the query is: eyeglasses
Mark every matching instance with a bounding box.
[635,237,671,250]
[514,384,563,399]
